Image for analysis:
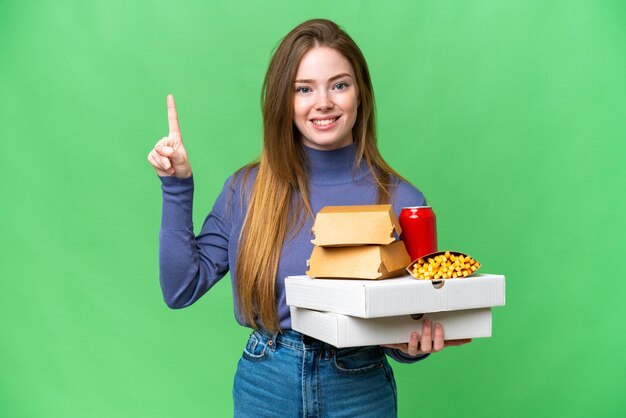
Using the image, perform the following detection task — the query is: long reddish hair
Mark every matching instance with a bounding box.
[236,19,405,332]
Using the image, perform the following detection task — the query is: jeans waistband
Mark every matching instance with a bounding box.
[256,328,329,351]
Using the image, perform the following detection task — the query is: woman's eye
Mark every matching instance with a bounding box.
[334,82,349,90]
[296,87,311,93]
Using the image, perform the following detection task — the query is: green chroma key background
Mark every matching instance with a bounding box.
[1,1,624,417]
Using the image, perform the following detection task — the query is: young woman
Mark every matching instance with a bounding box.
[148,18,470,418]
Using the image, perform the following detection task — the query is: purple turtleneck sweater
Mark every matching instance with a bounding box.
[158,143,428,363]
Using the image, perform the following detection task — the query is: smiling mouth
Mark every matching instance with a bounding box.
[311,116,340,126]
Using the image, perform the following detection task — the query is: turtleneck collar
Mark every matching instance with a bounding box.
[304,142,368,185]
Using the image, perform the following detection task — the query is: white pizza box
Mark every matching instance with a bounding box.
[285,273,505,318]
[290,306,492,348]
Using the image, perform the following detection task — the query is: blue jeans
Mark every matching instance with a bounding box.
[233,328,397,418]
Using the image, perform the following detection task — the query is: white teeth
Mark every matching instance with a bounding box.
[312,118,338,126]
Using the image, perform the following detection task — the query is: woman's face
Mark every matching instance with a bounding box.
[293,46,359,151]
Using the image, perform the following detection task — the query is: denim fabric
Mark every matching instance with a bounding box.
[233,329,397,418]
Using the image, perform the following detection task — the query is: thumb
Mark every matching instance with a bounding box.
[156,143,187,165]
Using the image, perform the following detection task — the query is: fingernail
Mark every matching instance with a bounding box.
[424,319,430,327]
[435,322,442,329]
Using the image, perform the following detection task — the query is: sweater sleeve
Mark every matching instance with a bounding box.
[384,348,430,364]
[391,179,427,214]
[158,175,232,309]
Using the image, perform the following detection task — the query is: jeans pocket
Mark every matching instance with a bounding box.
[331,346,384,374]
[382,359,398,413]
[242,331,269,362]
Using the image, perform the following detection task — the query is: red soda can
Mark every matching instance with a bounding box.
[399,206,438,261]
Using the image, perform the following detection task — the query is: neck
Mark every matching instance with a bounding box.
[303,143,367,185]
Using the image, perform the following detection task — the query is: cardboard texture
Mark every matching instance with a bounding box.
[306,240,411,280]
[311,204,402,247]
[290,306,492,348]
[286,273,506,318]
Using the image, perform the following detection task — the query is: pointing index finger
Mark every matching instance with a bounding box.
[167,94,181,137]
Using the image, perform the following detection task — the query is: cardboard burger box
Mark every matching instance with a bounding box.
[307,204,411,280]
[310,204,402,246]
[285,274,506,347]
[307,241,411,280]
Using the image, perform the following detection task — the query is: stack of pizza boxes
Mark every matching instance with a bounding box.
[285,204,506,348]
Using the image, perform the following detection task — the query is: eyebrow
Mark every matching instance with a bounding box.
[294,73,353,84]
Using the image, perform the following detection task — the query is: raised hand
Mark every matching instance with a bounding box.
[147,94,192,178]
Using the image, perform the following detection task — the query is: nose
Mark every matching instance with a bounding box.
[315,91,334,111]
